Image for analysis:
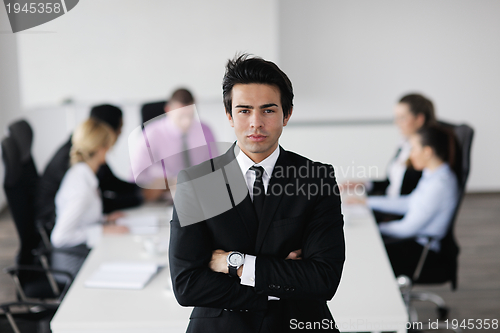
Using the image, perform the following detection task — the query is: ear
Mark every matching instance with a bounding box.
[423,145,434,159]
[283,107,293,126]
[226,111,234,127]
[416,113,425,128]
[164,104,169,114]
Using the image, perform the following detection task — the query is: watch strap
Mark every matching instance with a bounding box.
[228,265,238,277]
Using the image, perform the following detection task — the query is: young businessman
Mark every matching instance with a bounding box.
[169,54,345,332]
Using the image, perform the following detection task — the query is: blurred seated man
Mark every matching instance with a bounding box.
[36,104,144,234]
[130,88,217,195]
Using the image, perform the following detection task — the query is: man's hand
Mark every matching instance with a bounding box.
[209,249,230,274]
[209,248,303,278]
[344,196,367,205]
[105,211,126,222]
[103,224,129,234]
[286,249,302,260]
[209,250,244,277]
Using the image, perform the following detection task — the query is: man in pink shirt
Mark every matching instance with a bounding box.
[129,88,217,193]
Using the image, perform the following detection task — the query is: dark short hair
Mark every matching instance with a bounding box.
[222,54,294,119]
[169,88,195,106]
[90,104,123,132]
[399,93,436,127]
[417,125,457,170]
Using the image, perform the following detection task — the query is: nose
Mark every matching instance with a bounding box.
[250,112,264,128]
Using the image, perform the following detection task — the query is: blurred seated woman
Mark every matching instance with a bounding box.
[50,119,128,275]
[367,125,459,278]
[343,93,436,197]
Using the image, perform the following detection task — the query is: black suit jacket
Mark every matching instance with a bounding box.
[169,144,345,332]
[35,137,143,228]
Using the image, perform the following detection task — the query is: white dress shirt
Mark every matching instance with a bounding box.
[233,144,280,299]
[367,163,459,252]
[51,162,104,248]
[365,140,411,196]
[385,140,412,197]
[234,144,280,200]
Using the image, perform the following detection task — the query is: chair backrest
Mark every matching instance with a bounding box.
[438,120,474,193]
[433,121,474,289]
[141,100,167,124]
[1,136,22,187]
[1,119,41,266]
[453,125,474,192]
[8,120,34,163]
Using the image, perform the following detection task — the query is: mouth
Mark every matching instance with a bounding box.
[247,134,267,142]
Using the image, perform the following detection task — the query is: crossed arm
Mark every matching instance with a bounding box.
[169,168,345,310]
[208,249,303,276]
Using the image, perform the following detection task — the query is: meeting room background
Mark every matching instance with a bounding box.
[1,0,499,328]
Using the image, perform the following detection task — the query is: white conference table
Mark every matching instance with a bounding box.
[51,203,407,333]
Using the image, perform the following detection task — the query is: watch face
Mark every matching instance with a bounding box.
[228,252,244,267]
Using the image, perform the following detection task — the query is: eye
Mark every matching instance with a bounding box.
[239,109,249,114]
[264,109,275,114]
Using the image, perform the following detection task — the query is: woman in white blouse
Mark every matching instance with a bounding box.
[51,118,128,250]
[367,125,459,278]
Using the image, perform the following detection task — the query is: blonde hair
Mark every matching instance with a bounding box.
[70,118,116,166]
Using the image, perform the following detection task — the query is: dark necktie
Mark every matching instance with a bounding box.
[250,166,266,221]
[181,133,191,169]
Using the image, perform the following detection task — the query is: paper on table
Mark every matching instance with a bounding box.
[84,261,162,290]
[116,215,160,234]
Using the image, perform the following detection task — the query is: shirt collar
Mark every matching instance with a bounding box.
[422,163,450,178]
[234,143,280,179]
[76,162,99,188]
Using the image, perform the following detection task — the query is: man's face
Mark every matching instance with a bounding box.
[227,83,292,163]
[166,101,195,133]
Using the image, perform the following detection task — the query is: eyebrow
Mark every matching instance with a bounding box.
[234,103,279,109]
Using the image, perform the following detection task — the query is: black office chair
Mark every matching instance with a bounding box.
[0,120,78,332]
[141,100,167,124]
[0,301,58,333]
[399,122,474,326]
[1,120,75,300]
[3,120,41,267]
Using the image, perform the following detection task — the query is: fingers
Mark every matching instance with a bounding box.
[209,249,229,273]
[111,211,125,221]
[103,225,129,234]
[106,211,126,222]
[344,196,366,205]
[286,249,302,260]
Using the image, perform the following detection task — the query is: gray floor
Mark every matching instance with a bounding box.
[0,193,499,332]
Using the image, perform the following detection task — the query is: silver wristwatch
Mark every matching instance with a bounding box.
[227,251,245,277]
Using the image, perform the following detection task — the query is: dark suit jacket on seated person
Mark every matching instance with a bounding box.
[169,143,345,332]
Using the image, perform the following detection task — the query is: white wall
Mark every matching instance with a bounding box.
[16,0,279,108]
[9,0,277,180]
[1,0,499,192]
[279,0,500,192]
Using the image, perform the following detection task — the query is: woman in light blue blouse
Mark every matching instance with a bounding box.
[367,125,459,278]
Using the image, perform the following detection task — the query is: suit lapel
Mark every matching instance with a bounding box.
[255,147,291,253]
[214,143,259,242]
